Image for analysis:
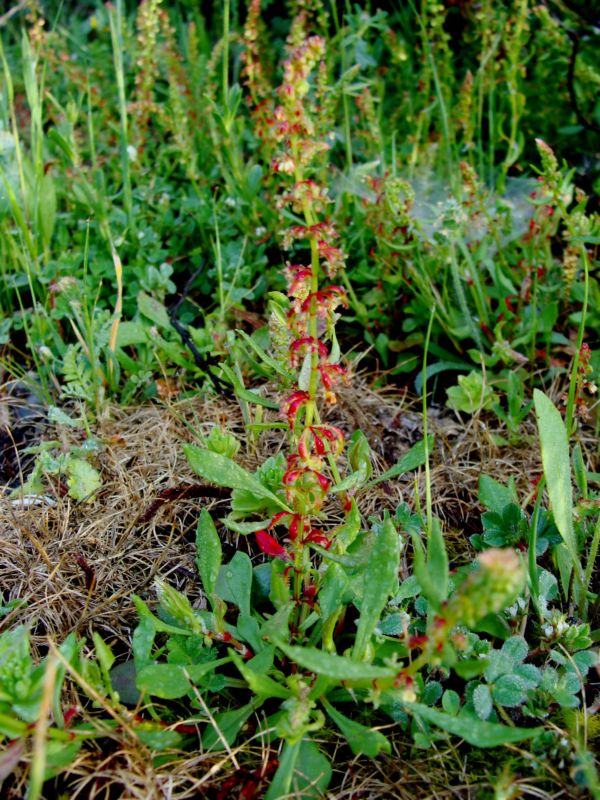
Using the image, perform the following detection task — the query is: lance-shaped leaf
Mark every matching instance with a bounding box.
[405,702,543,747]
[183,445,290,511]
[353,516,401,661]
[275,642,397,684]
[533,390,584,588]
[196,508,221,599]
[322,699,391,756]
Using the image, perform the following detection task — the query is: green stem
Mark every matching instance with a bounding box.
[564,245,590,437]
[422,308,435,539]
[529,476,545,618]
[108,0,134,234]
[222,0,230,106]
[584,515,600,590]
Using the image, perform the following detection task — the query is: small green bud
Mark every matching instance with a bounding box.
[205,426,240,459]
[155,579,206,635]
[446,549,526,629]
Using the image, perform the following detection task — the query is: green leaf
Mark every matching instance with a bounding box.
[234,385,280,410]
[426,518,449,604]
[136,664,190,699]
[322,699,391,756]
[533,391,580,572]
[454,658,489,679]
[135,723,183,750]
[186,657,232,683]
[230,651,291,699]
[183,445,290,511]
[493,674,526,707]
[136,658,230,701]
[222,515,269,534]
[405,702,543,746]
[202,702,258,751]
[447,372,497,413]
[275,642,397,684]
[132,617,155,667]
[353,517,401,660]
[478,475,518,514]
[47,406,83,429]
[348,430,373,482]
[236,329,290,377]
[236,614,263,651]
[196,509,221,598]
[132,596,192,637]
[265,739,332,800]
[331,499,361,553]
[365,436,434,487]
[319,563,349,621]
[43,739,84,778]
[215,552,253,617]
[91,633,115,695]
[137,291,171,329]
[410,521,448,610]
[442,690,460,715]
[473,684,493,720]
[66,458,101,502]
[501,636,528,665]
[514,663,542,689]
[38,172,57,249]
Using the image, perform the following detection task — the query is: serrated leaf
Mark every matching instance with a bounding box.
[322,699,391,756]
[47,406,82,428]
[66,458,101,501]
[183,445,290,511]
[405,702,543,746]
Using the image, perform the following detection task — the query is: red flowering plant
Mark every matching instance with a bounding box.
[129,16,533,796]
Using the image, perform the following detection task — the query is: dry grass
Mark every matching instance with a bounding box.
[1,377,597,798]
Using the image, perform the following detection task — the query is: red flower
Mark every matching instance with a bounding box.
[255,530,291,561]
[290,336,328,366]
[304,528,331,548]
[318,362,347,402]
[281,390,310,428]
